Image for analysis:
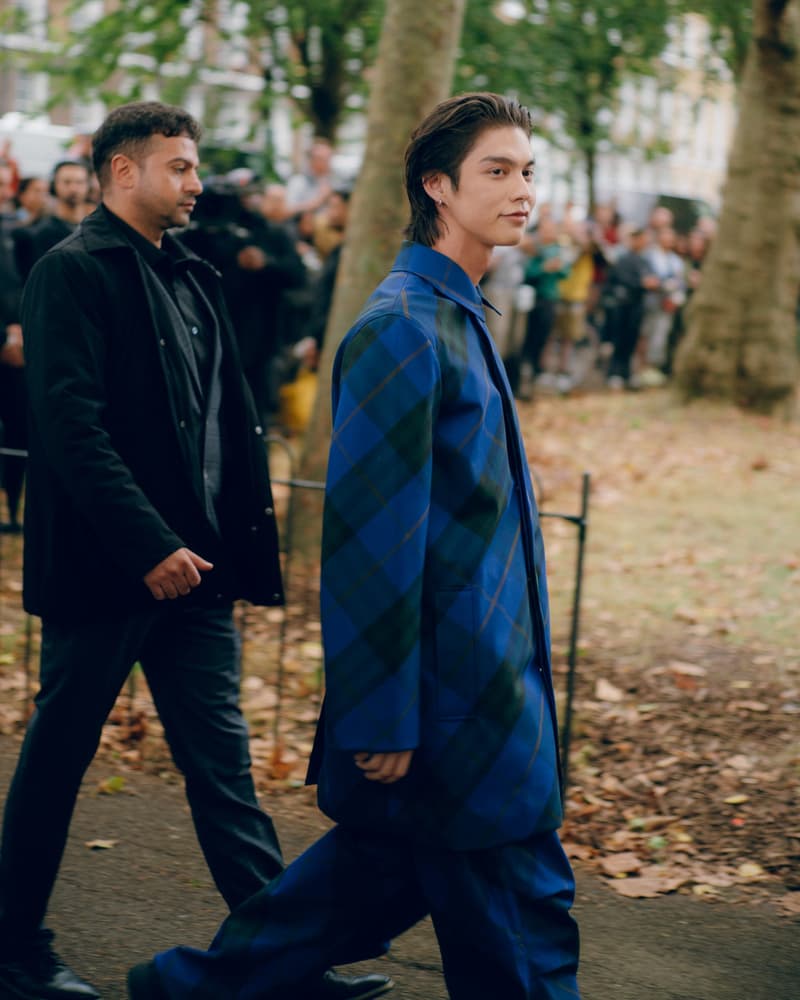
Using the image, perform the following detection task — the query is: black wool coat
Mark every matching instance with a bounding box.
[21,206,284,623]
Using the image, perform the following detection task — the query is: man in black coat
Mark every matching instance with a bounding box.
[604,227,660,388]
[0,102,390,1000]
[11,159,92,282]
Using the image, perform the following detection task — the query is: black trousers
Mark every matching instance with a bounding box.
[607,303,644,381]
[0,603,285,943]
[523,300,557,374]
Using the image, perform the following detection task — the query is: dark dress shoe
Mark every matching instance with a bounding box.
[303,969,394,1000]
[127,961,169,999]
[127,961,393,1000]
[0,929,99,998]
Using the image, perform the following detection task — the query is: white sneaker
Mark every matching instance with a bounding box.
[639,366,667,387]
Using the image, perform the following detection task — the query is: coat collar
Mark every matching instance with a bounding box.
[78,204,206,270]
[391,241,501,318]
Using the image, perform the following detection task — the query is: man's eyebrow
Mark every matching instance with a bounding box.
[479,155,536,167]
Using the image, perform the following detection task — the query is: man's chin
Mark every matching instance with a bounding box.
[496,233,525,247]
[169,210,192,229]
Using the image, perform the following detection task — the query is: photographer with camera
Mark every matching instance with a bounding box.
[180,173,305,423]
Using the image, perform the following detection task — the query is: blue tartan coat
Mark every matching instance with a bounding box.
[307,242,563,850]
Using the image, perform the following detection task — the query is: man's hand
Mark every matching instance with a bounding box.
[354,750,414,784]
[1,324,23,368]
[143,547,214,600]
[236,245,268,271]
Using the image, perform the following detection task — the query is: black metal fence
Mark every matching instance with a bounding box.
[0,437,590,783]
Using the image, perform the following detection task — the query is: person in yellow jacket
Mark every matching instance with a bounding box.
[551,221,595,392]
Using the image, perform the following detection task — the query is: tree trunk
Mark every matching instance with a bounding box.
[584,141,596,215]
[291,0,467,555]
[674,0,800,414]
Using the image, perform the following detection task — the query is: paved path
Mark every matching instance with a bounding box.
[0,737,796,999]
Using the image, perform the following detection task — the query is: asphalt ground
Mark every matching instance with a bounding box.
[0,736,796,1000]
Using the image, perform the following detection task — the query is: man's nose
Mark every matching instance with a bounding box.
[516,178,536,206]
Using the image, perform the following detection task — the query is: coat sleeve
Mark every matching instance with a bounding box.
[22,250,185,580]
[320,310,440,753]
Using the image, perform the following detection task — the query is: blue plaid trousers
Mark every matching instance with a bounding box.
[153,824,580,999]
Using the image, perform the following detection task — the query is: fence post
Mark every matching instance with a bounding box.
[559,471,591,789]
[264,433,299,754]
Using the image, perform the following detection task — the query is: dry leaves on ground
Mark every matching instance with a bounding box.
[1,389,798,913]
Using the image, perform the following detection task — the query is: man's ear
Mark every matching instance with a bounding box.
[110,153,137,191]
[422,172,447,207]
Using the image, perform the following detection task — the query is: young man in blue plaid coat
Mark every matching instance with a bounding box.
[129,92,580,1000]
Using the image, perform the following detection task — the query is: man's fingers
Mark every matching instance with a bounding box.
[354,750,413,784]
[187,550,214,572]
[182,563,203,588]
[144,548,213,601]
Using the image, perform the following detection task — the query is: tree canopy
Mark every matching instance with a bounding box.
[23,1,750,193]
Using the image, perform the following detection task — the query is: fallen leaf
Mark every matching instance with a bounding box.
[97,775,126,795]
[85,839,118,850]
[775,895,800,916]
[595,678,624,702]
[692,883,719,896]
[723,794,750,805]
[607,871,687,897]
[736,862,766,880]
[600,852,642,877]
[668,661,707,677]
[561,842,594,861]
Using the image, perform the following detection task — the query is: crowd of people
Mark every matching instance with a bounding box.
[1,126,714,534]
[0,134,353,530]
[483,199,715,399]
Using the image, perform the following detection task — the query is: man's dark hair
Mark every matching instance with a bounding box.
[92,101,202,188]
[50,159,90,191]
[404,92,533,247]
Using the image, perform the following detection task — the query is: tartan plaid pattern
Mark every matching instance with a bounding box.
[153,825,579,999]
[311,243,563,850]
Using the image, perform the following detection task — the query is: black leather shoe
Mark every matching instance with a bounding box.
[127,961,168,1000]
[127,961,393,1000]
[0,929,100,998]
[303,970,394,1000]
